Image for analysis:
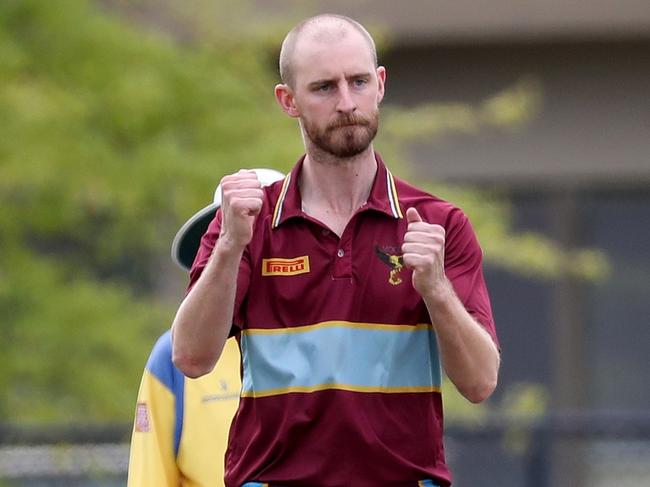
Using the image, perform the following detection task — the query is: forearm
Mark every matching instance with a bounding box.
[172,239,244,378]
[424,280,500,403]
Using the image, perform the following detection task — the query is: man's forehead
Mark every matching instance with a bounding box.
[292,27,375,80]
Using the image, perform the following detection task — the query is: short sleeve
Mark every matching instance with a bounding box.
[186,209,251,335]
[127,333,181,487]
[444,209,499,347]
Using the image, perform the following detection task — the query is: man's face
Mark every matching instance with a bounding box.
[289,29,385,158]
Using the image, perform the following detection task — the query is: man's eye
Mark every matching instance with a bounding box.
[317,83,331,92]
[353,78,368,87]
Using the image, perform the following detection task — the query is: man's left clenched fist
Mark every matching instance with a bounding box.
[401,207,450,298]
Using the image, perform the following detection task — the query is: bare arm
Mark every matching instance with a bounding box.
[402,207,500,403]
[171,170,263,378]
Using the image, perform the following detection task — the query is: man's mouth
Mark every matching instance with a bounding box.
[331,120,365,129]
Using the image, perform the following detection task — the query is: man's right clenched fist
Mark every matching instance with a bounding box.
[218,169,264,249]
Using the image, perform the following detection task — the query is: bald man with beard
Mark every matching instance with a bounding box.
[172,14,500,487]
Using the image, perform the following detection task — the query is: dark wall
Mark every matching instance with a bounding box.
[381,39,650,187]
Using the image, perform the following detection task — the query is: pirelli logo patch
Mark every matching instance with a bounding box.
[262,256,310,276]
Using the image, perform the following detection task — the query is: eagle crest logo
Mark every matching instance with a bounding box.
[374,246,404,285]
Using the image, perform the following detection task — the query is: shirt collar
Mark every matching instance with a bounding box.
[271,152,403,229]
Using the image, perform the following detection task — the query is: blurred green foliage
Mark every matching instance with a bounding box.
[0,0,300,421]
[383,77,543,142]
[0,0,607,423]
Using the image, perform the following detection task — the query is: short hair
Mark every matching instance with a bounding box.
[279,14,378,88]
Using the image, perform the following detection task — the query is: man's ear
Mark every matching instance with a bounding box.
[376,66,386,104]
[275,84,300,118]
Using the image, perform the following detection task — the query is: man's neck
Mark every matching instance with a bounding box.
[300,146,377,217]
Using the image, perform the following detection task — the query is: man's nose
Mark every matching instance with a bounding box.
[336,83,357,113]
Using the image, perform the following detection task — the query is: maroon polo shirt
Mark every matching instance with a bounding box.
[189,154,497,487]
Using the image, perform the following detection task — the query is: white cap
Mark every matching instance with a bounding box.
[171,168,285,271]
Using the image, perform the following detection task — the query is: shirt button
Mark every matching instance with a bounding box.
[322,229,330,236]
[337,249,345,258]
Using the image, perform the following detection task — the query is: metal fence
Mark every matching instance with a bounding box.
[446,412,650,487]
[0,424,129,487]
[1,412,649,486]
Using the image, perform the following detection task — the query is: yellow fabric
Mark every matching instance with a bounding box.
[177,338,241,486]
[128,338,241,487]
[128,369,179,486]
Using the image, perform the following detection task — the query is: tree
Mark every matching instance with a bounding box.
[0,0,301,421]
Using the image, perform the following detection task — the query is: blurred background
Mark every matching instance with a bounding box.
[1,0,649,486]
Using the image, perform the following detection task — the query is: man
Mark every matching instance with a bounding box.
[172,14,500,487]
[128,169,283,487]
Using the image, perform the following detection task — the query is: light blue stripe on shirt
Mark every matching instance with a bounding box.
[240,322,441,398]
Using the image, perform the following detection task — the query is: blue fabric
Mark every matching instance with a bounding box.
[145,330,186,457]
[241,322,441,397]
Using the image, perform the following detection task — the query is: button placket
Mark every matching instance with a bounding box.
[331,230,353,278]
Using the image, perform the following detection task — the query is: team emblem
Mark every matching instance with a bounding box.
[375,246,404,285]
[135,402,150,432]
